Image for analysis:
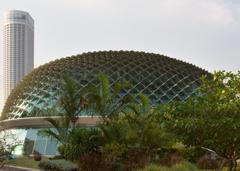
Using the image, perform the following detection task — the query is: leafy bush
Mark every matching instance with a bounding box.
[38,159,77,171]
[161,152,184,167]
[196,155,218,170]
[182,147,205,163]
[78,151,103,171]
[101,142,128,170]
[57,145,64,156]
[33,153,42,161]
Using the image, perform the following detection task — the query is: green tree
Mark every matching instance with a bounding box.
[59,75,89,129]
[87,73,132,122]
[39,75,88,158]
[124,94,175,160]
[159,71,240,171]
[39,74,132,163]
[99,94,175,170]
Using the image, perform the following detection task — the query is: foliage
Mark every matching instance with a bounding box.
[64,126,104,161]
[38,75,91,159]
[38,159,77,171]
[87,73,133,122]
[38,117,70,148]
[160,151,184,167]
[97,94,176,170]
[33,153,42,161]
[123,94,176,157]
[77,151,103,171]
[0,130,21,168]
[159,71,240,171]
[59,75,88,129]
[196,155,218,170]
[100,142,128,170]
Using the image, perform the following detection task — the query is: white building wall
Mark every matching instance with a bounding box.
[3,10,34,101]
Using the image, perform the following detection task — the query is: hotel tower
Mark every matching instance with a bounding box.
[3,10,34,101]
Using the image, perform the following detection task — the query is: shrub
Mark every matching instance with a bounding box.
[78,151,103,171]
[33,151,42,161]
[101,142,128,170]
[38,159,77,171]
[161,152,184,167]
[182,147,205,163]
[33,154,42,161]
[196,155,218,170]
[57,145,65,156]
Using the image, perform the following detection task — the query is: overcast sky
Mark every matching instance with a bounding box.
[0,0,240,110]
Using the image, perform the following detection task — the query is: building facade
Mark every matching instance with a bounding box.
[0,51,210,156]
[3,10,34,101]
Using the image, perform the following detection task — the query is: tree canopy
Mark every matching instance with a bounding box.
[159,71,240,170]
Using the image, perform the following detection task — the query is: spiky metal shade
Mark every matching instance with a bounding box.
[2,51,209,119]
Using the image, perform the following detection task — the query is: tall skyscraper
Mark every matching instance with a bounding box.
[3,10,34,101]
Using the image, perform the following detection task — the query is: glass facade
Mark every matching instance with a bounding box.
[2,51,210,120]
[7,128,59,156]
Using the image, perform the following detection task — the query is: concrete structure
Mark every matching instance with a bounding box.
[0,116,101,130]
[3,10,34,101]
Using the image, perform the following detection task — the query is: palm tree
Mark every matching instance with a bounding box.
[38,75,89,157]
[60,75,88,129]
[38,114,70,145]
[123,94,175,159]
[39,74,133,162]
[87,73,132,122]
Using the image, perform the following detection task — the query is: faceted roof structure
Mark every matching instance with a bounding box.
[2,51,210,119]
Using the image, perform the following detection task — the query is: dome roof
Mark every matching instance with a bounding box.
[2,51,210,119]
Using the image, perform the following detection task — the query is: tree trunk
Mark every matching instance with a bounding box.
[228,159,233,171]
[232,159,237,171]
[217,159,228,171]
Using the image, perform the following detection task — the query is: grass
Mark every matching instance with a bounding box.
[5,156,48,169]
[136,162,222,171]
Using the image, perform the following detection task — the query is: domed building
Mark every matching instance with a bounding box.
[0,51,210,156]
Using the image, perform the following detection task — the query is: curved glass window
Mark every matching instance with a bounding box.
[3,128,59,156]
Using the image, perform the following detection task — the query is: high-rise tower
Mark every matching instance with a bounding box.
[3,10,34,101]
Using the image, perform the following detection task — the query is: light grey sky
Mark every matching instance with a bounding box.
[0,0,240,110]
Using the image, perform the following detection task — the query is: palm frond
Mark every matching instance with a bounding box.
[138,94,150,112]
[98,73,110,103]
[38,129,62,143]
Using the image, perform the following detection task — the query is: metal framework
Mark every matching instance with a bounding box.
[2,51,210,119]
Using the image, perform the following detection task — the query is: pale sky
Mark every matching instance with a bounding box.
[0,0,240,110]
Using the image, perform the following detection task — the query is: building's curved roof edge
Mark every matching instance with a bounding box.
[0,116,102,130]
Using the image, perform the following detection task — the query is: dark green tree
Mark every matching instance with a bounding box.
[99,94,175,170]
[159,71,240,171]
[123,94,175,161]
